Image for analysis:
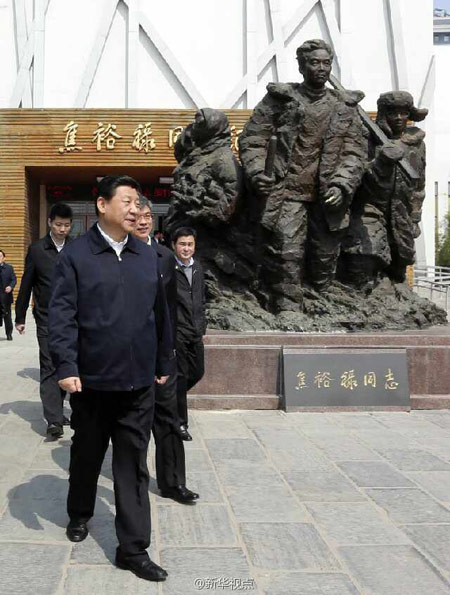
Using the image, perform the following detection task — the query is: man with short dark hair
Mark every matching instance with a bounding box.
[49,175,172,582]
[15,202,73,438]
[0,250,17,341]
[133,197,199,503]
[172,227,206,441]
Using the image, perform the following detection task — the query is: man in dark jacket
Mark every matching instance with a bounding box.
[172,227,206,441]
[48,176,172,583]
[132,197,199,504]
[15,203,73,438]
[0,250,17,340]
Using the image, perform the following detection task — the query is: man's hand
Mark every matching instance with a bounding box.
[4,286,12,294]
[58,377,82,393]
[15,323,25,335]
[253,173,275,195]
[324,187,344,209]
[155,376,169,385]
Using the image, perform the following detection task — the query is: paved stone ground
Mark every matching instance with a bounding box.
[1,326,450,594]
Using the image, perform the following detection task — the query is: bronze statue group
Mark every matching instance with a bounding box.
[168,38,430,328]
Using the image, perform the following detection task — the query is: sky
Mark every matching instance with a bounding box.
[435,0,450,11]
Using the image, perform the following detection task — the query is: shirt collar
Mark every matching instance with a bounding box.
[175,256,194,268]
[50,232,66,251]
[96,223,128,260]
[97,223,128,249]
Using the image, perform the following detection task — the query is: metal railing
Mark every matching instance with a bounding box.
[413,265,450,310]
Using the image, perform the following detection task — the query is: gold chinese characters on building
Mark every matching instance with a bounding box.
[56,120,243,156]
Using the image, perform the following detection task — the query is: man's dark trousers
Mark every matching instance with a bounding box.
[0,299,13,337]
[176,338,204,428]
[68,385,155,559]
[153,358,186,489]
[37,326,65,425]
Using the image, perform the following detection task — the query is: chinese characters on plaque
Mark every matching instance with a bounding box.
[57,121,243,155]
[284,349,410,410]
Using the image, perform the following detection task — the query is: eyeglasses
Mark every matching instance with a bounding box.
[136,213,153,221]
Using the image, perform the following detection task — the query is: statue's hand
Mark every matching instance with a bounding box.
[253,173,275,195]
[324,187,344,209]
[380,143,404,163]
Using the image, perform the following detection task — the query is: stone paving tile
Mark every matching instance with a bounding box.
[225,485,309,522]
[351,429,419,450]
[157,504,236,546]
[240,522,340,571]
[375,448,450,471]
[185,472,223,503]
[160,547,256,595]
[419,411,450,431]
[282,470,366,502]
[337,461,415,487]
[334,414,388,431]
[267,437,334,472]
[259,572,360,595]
[366,488,450,524]
[193,412,252,439]
[402,524,450,573]
[184,446,215,472]
[205,439,266,462]
[214,460,285,488]
[250,426,307,448]
[306,502,410,546]
[0,542,70,595]
[64,565,158,595]
[306,434,380,461]
[406,471,450,502]
[338,545,450,594]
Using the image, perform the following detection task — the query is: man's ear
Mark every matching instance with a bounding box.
[97,196,106,214]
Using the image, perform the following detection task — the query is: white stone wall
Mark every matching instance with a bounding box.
[0,0,435,265]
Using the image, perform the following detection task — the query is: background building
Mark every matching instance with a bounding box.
[0,0,435,276]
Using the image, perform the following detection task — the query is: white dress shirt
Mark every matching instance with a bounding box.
[97,223,128,261]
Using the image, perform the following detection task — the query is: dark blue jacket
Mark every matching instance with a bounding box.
[48,224,173,392]
[0,263,17,307]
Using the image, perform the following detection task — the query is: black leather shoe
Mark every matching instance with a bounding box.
[66,520,89,542]
[63,415,71,426]
[160,485,199,503]
[179,425,192,441]
[115,550,168,581]
[46,423,63,439]
[6,335,12,341]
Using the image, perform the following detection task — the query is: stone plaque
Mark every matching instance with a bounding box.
[282,348,410,411]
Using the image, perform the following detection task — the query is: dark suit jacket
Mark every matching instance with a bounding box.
[175,259,206,342]
[15,234,71,327]
[48,224,173,391]
[0,263,17,307]
[150,238,177,345]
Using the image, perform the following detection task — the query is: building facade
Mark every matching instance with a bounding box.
[0,0,435,278]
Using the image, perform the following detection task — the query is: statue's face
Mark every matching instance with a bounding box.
[299,49,332,88]
[192,110,209,143]
[385,106,409,137]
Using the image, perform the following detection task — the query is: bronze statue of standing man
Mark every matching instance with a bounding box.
[239,39,367,311]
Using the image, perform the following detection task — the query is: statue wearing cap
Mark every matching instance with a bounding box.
[340,91,428,286]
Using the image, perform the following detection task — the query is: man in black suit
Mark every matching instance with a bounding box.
[132,196,199,504]
[172,227,206,441]
[48,176,172,582]
[0,250,17,341]
[15,203,73,438]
